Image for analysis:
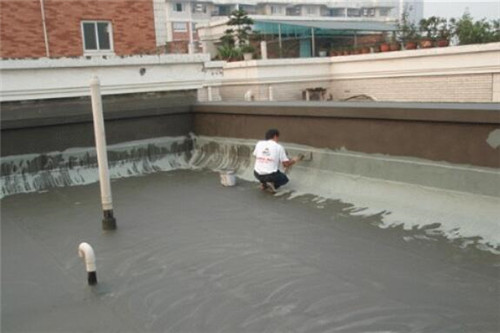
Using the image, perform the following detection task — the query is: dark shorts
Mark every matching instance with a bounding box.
[254,170,289,189]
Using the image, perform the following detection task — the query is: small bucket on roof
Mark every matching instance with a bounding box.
[219,169,236,187]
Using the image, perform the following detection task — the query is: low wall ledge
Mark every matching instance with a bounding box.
[193,101,500,124]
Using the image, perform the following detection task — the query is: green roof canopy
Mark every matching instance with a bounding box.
[254,19,396,36]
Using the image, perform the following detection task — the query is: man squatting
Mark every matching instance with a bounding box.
[253,129,301,192]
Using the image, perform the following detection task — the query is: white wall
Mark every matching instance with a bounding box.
[216,43,500,102]
[0,54,224,102]
[2,43,499,103]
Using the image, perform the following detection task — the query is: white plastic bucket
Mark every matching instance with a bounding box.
[220,170,236,187]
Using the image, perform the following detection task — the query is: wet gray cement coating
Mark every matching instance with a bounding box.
[2,170,499,332]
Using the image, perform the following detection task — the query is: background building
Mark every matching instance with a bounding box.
[396,0,424,23]
[0,0,157,59]
[155,0,424,54]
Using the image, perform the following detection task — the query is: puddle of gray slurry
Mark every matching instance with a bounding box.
[1,169,499,333]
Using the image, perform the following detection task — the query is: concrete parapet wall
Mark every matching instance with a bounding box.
[0,54,222,102]
[193,101,500,169]
[331,74,493,103]
[192,135,500,198]
[218,43,500,102]
[1,91,196,156]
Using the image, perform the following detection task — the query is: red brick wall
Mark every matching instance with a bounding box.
[0,0,156,58]
[0,0,47,58]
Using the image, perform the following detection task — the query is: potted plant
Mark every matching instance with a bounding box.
[329,48,340,56]
[216,44,242,62]
[378,40,390,52]
[388,32,401,51]
[436,18,454,47]
[396,9,419,50]
[419,16,442,48]
[216,9,254,61]
[360,45,371,54]
[378,32,394,52]
[241,44,255,60]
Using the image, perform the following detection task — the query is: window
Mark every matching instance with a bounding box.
[379,8,391,17]
[347,8,361,17]
[174,3,183,12]
[306,6,315,15]
[193,3,207,13]
[271,6,282,15]
[82,21,112,52]
[217,5,231,16]
[173,22,187,32]
[363,8,375,17]
[330,8,345,17]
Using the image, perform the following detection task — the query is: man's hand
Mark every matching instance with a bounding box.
[283,154,304,172]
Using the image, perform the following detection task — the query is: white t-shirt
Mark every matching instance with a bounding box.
[253,140,289,175]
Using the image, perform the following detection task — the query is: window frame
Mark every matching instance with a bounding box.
[173,22,188,32]
[271,5,282,15]
[173,3,184,12]
[193,3,207,13]
[306,6,315,15]
[81,21,114,55]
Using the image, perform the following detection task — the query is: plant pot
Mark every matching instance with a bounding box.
[361,47,370,54]
[419,39,433,48]
[436,39,449,47]
[405,41,417,50]
[319,50,327,57]
[379,43,390,52]
[389,42,401,51]
[329,50,339,56]
[243,53,253,60]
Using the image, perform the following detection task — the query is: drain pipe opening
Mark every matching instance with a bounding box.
[78,242,97,285]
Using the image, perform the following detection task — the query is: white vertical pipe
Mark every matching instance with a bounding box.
[39,0,50,57]
[311,27,315,57]
[78,242,97,285]
[268,86,274,101]
[260,41,267,60]
[278,24,282,58]
[207,86,213,101]
[90,76,116,230]
[188,1,194,54]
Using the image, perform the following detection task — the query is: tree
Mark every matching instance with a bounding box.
[454,12,497,45]
[396,8,418,44]
[217,9,254,60]
[227,9,254,48]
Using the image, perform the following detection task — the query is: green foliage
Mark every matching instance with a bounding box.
[419,16,444,40]
[240,44,255,54]
[217,9,255,60]
[454,12,498,45]
[220,29,236,47]
[227,9,254,48]
[438,18,455,40]
[216,44,242,61]
[396,9,418,43]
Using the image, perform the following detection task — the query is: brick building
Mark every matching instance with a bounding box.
[0,0,157,59]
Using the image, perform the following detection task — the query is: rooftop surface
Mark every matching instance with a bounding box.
[2,169,499,332]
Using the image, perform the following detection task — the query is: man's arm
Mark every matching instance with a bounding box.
[282,154,304,168]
